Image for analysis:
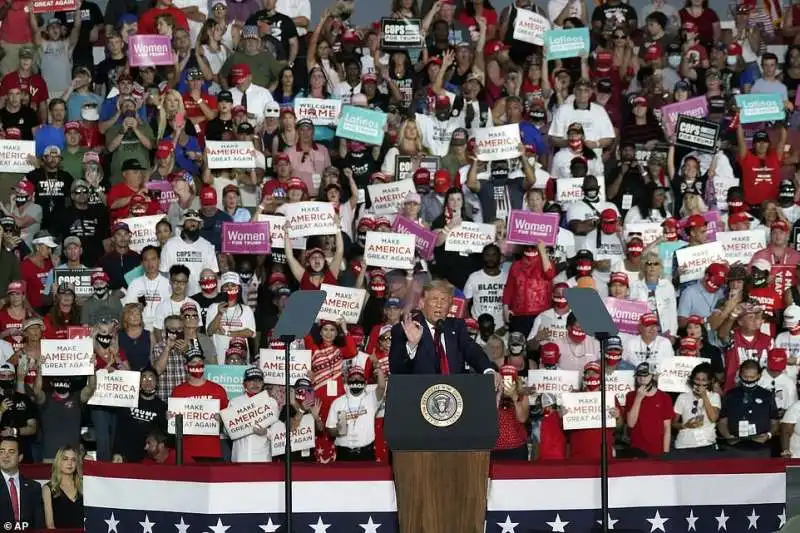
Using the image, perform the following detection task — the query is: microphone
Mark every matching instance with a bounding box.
[435,319,445,333]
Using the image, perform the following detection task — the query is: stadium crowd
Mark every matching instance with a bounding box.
[0,0,800,524]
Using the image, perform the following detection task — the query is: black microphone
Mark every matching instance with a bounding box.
[435,319,445,333]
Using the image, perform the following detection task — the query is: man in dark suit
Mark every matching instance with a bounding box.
[0,436,44,530]
[390,280,501,386]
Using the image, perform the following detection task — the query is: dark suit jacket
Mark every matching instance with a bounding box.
[389,312,496,375]
[0,473,45,530]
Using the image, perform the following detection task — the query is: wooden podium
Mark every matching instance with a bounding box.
[384,375,497,533]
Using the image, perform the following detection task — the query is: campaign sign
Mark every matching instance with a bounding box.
[675,241,725,283]
[121,215,162,253]
[605,370,635,406]
[294,98,342,127]
[773,265,796,296]
[395,155,415,181]
[255,214,306,250]
[380,18,423,49]
[336,106,387,146]
[88,370,140,408]
[713,175,739,212]
[658,357,711,393]
[41,338,94,376]
[735,93,786,124]
[67,326,90,339]
[660,97,709,138]
[0,140,35,173]
[221,222,270,254]
[392,215,436,260]
[716,230,767,264]
[561,391,616,430]
[53,268,100,297]
[269,414,316,456]
[167,398,220,436]
[368,179,415,215]
[146,180,176,213]
[205,141,257,169]
[556,177,607,203]
[675,115,719,154]
[506,211,559,246]
[33,0,78,13]
[544,27,590,60]
[259,349,312,386]
[604,297,650,335]
[526,369,580,404]
[128,35,174,67]
[678,210,721,242]
[445,222,496,254]
[448,296,466,318]
[474,125,522,162]
[659,240,688,278]
[205,364,244,400]
[624,222,662,247]
[512,8,551,45]
[283,202,338,238]
[364,231,415,270]
[220,391,278,440]
[317,284,367,324]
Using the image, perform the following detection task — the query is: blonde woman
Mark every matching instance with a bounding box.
[158,90,203,175]
[679,191,707,219]
[156,90,190,141]
[381,119,425,177]
[43,445,83,529]
[629,252,678,337]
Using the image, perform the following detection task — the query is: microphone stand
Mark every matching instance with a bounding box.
[281,335,295,533]
[597,333,610,533]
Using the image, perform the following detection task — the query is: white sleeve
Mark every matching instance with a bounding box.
[298,0,311,18]
[325,399,341,429]
[528,314,544,340]
[462,273,477,300]
[159,242,173,273]
[594,106,615,140]
[206,242,220,272]
[242,306,256,331]
[548,106,566,138]
[154,302,167,331]
[782,401,800,424]
[206,303,220,327]
[381,147,399,176]
[121,278,141,304]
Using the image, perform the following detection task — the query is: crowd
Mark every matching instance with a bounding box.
[0,0,799,524]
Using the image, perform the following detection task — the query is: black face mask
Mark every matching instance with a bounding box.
[182,228,200,242]
[15,197,27,207]
[96,334,113,348]
[752,272,769,288]
[584,189,600,202]
[239,271,254,283]
[348,381,366,395]
[357,230,367,247]
[740,377,759,388]
[140,389,156,398]
[94,286,109,298]
[52,381,70,394]
[0,378,14,391]
[166,329,184,341]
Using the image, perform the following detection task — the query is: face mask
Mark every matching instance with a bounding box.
[752,272,769,288]
[740,377,759,388]
[239,271,254,283]
[583,375,600,390]
[584,189,599,202]
[96,334,113,348]
[576,260,592,276]
[348,381,366,395]
[200,277,217,292]
[15,197,27,207]
[187,363,205,378]
[357,230,367,246]
[726,56,737,66]
[182,228,200,242]
[668,55,681,69]
[94,286,109,298]
[605,350,622,366]
[568,326,586,343]
[226,287,240,303]
[626,242,643,257]
[509,345,524,356]
[53,381,70,394]
[568,139,583,151]
[0,378,14,390]
[140,388,156,398]
[553,295,568,310]
[600,222,616,235]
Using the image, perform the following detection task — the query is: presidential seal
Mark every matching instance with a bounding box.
[420,384,464,427]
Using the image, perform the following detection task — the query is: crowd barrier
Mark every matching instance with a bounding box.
[19,458,792,533]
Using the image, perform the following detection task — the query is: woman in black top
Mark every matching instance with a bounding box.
[43,445,84,529]
[431,187,482,289]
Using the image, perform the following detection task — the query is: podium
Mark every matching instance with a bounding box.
[384,374,498,533]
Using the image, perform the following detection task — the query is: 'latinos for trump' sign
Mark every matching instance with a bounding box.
[335,106,387,146]
[735,93,786,124]
[41,338,94,376]
[205,141,257,169]
[221,222,270,254]
[543,28,590,60]
[364,232,415,270]
[259,349,312,386]
[128,35,174,67]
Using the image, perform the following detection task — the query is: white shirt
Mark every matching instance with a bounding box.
[528,307,570,342]
[153,297,202,331]
[548,102,615,159]
[776,332,800,363]
[122,274,172,331]
[415,112,466,157]
[231,394,280,462]
[782,400,800,457]
[622,335,674,372]
[550,148,604,180]
[463,269,508,328]
[206,302,256,360]
[334,81,361,104]
[159,235,219,296]
[584,230,624,285]
[230,83,275,123]
[759,371,797,410]
[0,340,15,365]
[276,0,310,36]
[171,0,206,43]
[326,390,379,448]
[673,391,721,449]
[2,471,19,517]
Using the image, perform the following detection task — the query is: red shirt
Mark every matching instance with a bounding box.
[624,390,673,456]
[678,7,720,45]
[107,182,139,221]
[20,257,52,309]
[0,0,33,44]
[0,308,26,353]
[456,8,498,32]
[43,313,76,340]
[138,6,190,35]
[261,178,290,199]
[182,93,217,141]
[568,428,614,460]
[143,448,177,464]
[502,257,557,316]
[80,123,103,149]
[537,410,566,460]
[495,403,528,450]
[0,72,48,108]
[740,150,781,207]
[723,329,773,391]
[749,285,783,336]
[170,380,229,461]
[299,270,337,290]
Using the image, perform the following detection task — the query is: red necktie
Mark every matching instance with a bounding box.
[9,477,19,522]
[434,327,450,375]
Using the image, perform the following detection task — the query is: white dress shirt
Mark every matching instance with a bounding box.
[230,83,275,124]
[2,471,20,518]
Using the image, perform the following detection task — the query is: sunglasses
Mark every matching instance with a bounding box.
[613,33,626,39]
[691,399,699,415]
[645,262,661,266]
[73,188,89,194]
[183,313,199,319]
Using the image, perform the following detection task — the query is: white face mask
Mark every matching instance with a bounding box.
[667,55,681,69]
[726,56,737,66]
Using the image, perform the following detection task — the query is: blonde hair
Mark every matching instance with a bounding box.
[122,303,143,331]
[49,446,82,497]
[399,119,423,154]
[157,90,187,140]
[639,252,662,280]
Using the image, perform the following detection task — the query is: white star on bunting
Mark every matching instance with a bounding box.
[139,514,156,533]
[595,514,619,530]
[646,510,669,532]
[309,516,331,533]
[175,516,190,533]
[359,516,382,532]
[716,509,730,531]
[497,515,518,533]
[546,513,569,532]
[105,512,120,533]
[259,517,281,532]
[779,508,787,529]
[208,518,231,533]
[686,509,699,531]
[746,508,759,530]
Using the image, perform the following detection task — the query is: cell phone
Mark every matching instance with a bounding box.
[174,111,185,129]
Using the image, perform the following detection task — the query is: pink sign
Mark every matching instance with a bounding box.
[392,216,436,260]
[506,210,559,246]
[604,297,650,335]
[680,210,720,241]
[128,35,175,67]
[146,180,176,214]
[661,96,709,138]
[221,222,271,254]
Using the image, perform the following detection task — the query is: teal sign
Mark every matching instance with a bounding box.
[735,93,786,124]
[544,28,590,60]
[659,241,687,278]
[335,105,387,146]
[205,364,245,400]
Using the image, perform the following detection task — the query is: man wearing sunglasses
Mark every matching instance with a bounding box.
[54,179,108,267]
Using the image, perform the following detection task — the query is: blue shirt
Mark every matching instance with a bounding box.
[66,92,103,121]
[34,125,65,157]
[677,282,724,321]
[166,134,203,176]
[100,96,148,123]
[518,122,547,156]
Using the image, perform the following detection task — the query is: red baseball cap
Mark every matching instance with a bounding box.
[640,313,658,327]
[433,169,450,194]
[230,63,251,85]
[375,217,392,229]
[687,314,704,326]
[500,364,518,380]
[4,128,21,140]
[705,262,729,290]
[6,280,25,295]
[728,211,750,227]
[768,348,788,371]
[413,168,431,186]
[90,270,110,285]
[610,272,629,286]
[286,177,305,191]
[156,140,174,159]
[15,179,34,196]
[600,208,618,223]
[540,342,560,366]
[679,337,698,355]
[200,186,217,207]
[644,43,663,61]
[686,214,707,229]
[727,42,743,56]
[595,51,612,71]
[484,40,509,57]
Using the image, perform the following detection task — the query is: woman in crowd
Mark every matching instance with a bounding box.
[119,303,151,371]
[672,362,721,457]
[43,284,81,340]
[43,445,83,529]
